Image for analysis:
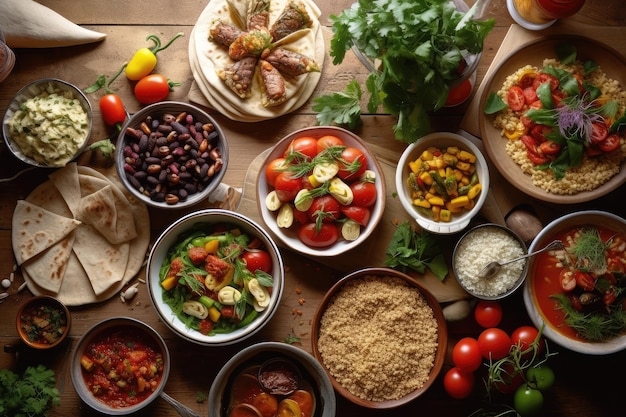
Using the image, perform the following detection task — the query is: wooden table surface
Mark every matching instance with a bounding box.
[1,1,626,416]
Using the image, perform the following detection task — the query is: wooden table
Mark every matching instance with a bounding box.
[1,1,625,416]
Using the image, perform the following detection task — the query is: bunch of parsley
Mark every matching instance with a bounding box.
[0,365,60,417]
[313,0,494,143]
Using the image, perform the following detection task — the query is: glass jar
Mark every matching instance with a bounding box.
[0,28,16,83]
[513,0,585,24]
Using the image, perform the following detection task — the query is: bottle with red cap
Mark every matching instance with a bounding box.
[513,0,585,25]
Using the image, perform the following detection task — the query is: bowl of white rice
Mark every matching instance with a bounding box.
[452,223,528,300]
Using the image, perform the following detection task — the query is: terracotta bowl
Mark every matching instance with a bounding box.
[311,267,447,409]
[16,295,71,349]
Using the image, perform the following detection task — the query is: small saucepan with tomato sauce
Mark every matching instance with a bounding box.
[71,317,199,416]
[16,295,71,349]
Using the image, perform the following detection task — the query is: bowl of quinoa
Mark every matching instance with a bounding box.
[479,35,626,204]
[311,267,446,409]
[453,223,528,300]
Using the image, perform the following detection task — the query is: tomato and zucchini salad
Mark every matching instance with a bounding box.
[531,225,626,342]
[264,134,378,248]
[19,300,68,345]
[79,327,165,408]
[158,223,274,335]
[405,145,482,222]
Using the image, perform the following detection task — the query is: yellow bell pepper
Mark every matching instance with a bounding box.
[125,33,184,80]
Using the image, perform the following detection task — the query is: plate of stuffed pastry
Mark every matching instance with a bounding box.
[189,0,325,121]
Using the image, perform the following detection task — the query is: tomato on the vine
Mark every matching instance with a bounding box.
[511,326,542,353]
[526,365,555,392]
[491,362,524,394]
[297,223,339,247]
[452,337,483,373]
[474,300,503,328]
[99,94,127,126]
[337,147,367,181]
[285,136,319,159]
[478,328,512,360]
[514,384,544,417]
[350,181,377,207]
[443,367,475,399]
[242,250,272,273]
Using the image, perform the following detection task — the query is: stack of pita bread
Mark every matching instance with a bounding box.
[188,0,325,121]
[12,163,150,306]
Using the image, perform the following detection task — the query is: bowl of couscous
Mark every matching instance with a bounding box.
[395,132,489,234]
[311,267,447,409]
[479,35,626,204]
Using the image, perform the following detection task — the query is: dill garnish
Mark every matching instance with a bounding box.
[567,227,609,273]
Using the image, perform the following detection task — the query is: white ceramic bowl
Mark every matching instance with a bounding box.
[2,78,92,168]
[146,209,284,346]
[71,317,170,415]
[208,341,336,417]
[115,101,228,209]
[256,126,385,257]
[395,132,489,234]
[523,210,626,354]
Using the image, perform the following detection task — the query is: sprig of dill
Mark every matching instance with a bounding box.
[551,293,626,341]
[567,227,610,273]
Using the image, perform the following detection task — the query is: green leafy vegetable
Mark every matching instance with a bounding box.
[384,221,448,280]
[320,0,494,142]
[312,80,363,130]
[483,92,508,115]
[89,138,116,158]
[551,293,626,341]
[0,365,60,417]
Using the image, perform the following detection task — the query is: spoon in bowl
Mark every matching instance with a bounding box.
[477,239,564,280]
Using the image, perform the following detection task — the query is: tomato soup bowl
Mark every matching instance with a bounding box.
[208,341,336,417]
[71,317,170,415]
[311,267,447,409]
[16,295,71,349]
[256,126,386,258]
[395,132,489,235]
[523,210,626,355]
[146,208,284,346]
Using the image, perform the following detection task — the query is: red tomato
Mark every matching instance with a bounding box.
[316,135,344,153]
[443,367,475,399]
[452,337,483,372]
[518,73,536,89]
[527,148,551,165]
[350,181,377,207]
[285,136,318,159]
[308,195,340,223]
[520,135,540,152]
[477,328,512,360]
[474,300,503,328]
[265,158,288,187]
[274,172,302,202]
[538,140,561,155]
[530,125,551,143]
[590,122,608,144]
[337,147,367,181]
[298,223,339,248]
[532,72,559,91]
[492,362,524,394]
[445,79,472,106]
[99,94,127,126]
[292,209,309,225]
[506,86,525,111]
[598,133,621,152]
[511,326,543,355]
[574,270,595,291]
[134,74,172,104]
[523,86,538,105]
[242,250,272,273]
[340,206,371,227]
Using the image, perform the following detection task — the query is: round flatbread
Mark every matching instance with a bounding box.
[190,0,325,121]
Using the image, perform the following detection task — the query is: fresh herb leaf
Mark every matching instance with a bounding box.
[483,92,508,115]
[384,221,448,280]
[284,332,301,345]
[555,43,577,64]
[0,365,60,417]
[195,391,208,403]
[551,293,626,341]
[312,80,363,130]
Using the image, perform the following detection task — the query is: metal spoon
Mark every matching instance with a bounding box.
[160,391,202,417]
[477,240,564,280]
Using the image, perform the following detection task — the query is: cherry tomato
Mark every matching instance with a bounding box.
[337,147,367,181]
[523,86,538,104]
[492,362,524,394]
[350,181,377,207]
[443,367,475,399]
[308,195,340,223]
[452,337,483,373]
[340,206,371,227]
[538,140,561,155]
[292,209,309,225]
[530,125,551,143]
[477,328,512,360]
[274,172,302,202]
[506,86,525,111]
[598,133,621,152]
[526,365,555,392]
[474,300,503,328]
[514,384,544,417]
[590,122,609,144]
[518,73,536,89]
[134,74,172,104]
[297,223,339,248]
[99,94,127,126]
[511,326,544,356]
[242,250,272,273]
[316,135,344,153]
[520,134,539,152]
[285,136,318,159]
[445,78,472,106]
[265,157,288,187]
[532,72,559,91]
[574,270,595,291]
[526,148,551,165]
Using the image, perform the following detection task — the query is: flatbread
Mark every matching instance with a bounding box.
[21,231,75,294]
[49,162,81,217]
[190,0,325,121]
[11,200,81,265]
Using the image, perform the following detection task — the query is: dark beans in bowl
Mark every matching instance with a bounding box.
[116,102,228,209]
